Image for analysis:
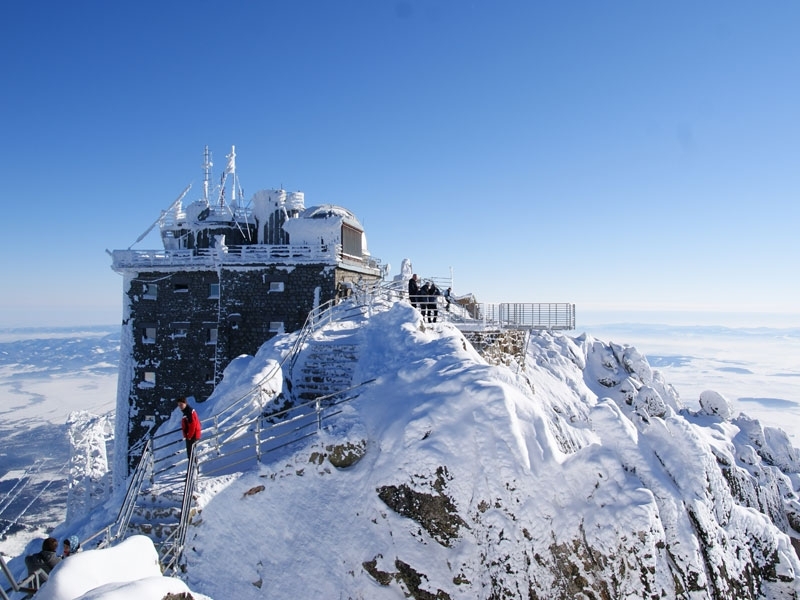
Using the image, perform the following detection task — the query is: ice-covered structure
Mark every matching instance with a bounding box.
[109,146,383,479]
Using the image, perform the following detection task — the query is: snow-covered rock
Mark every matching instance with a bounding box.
[700,389,733,419]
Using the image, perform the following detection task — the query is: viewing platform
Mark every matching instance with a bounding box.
[110,243,382,275]
[451,302,576,331]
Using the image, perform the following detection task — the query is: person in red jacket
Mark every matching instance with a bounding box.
[177,397,201,460]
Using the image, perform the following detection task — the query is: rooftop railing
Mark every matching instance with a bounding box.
[111,243,381,272]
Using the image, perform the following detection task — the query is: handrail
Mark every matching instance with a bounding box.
[112,438,153,543]
[160,450,199,575]
[1,553,47,600]
[198,379,376,478]
[81,438,153,551]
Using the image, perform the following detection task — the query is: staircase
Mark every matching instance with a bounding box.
[290,319,362,403]
[126,470,185,545]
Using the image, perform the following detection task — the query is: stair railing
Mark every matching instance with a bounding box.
[112,437,154,543]
[1,554,48,600]
[198,378,376,478]
[80,437,154,551]
[160,449,199,575]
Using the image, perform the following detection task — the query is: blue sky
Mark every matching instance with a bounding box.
[2,1,799,328]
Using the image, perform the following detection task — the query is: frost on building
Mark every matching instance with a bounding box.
[109,147,383,475]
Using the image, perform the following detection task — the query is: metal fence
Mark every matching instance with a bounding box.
[471,303,576,330]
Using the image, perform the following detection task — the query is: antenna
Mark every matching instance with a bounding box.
[202,146,212,204]
[128,184,192,249]
[226,145,237,203]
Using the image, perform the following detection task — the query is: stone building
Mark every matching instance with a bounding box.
[109,147,383,474]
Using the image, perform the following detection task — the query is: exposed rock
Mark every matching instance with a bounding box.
[377,466,467,547]
[326,439,367,468]
[243,485,265,497]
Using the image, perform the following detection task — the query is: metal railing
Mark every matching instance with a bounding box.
[456,302,576,331]
[81,438,154,551]
[1,554,46,600]
[198,379,375,478]
[160,451,199,575]
[110,243,382,273]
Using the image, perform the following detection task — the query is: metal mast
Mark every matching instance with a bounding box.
[202,146,213,204]
[226,145,237,205]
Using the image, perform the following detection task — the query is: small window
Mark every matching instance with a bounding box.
[205,370,215,384]
[206,327,218,344]
[269,321,284,333]
[143,283,158,299]
[143,327,156,344]
[171,322,189,338]
[269,282,284,293]
[209,283,220,298]
[174,282,189,292]
[142,372,156,387]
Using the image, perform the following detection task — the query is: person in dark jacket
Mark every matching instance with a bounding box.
[419,282,431,321]
[428,282,441,322]
[408,274,420,309]
[25,537,61,583]
[177,397,202,460]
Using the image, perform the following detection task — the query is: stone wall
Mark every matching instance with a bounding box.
[121,263,377,468]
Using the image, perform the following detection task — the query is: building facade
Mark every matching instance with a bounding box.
[110,148,383,475]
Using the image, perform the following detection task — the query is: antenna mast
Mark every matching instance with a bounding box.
[226,145,237,205]
[202,146,213,204]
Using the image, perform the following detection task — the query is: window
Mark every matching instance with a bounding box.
[143,327,157,343]
[205,359,216,384]
[171,322,189,338]
[206,327,218,344]
[174,282,189,292]
[341,224,363,257]
[269,321,284,333]
[209,283,220,298]
[269,281,285,293]
[143,283,158,299]
[143,372,156,387]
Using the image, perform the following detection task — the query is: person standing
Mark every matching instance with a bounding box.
[177,397,202,461]
[419,281,431,321]
[408,274,421,309]
[444,287,452,312]
[428,282,441,322]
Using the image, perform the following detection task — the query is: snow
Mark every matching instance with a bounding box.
[3,305,800,598]
[34,535,208,600]
[699,389,733,419]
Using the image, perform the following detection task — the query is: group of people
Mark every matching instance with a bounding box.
[24,535,80,587]
[408,274,452,323]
